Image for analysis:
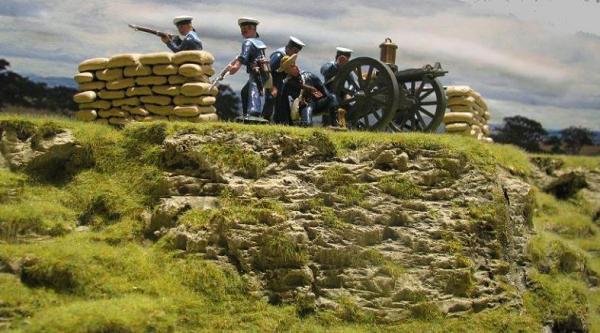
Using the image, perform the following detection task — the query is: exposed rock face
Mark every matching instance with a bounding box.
[156,129,535,321]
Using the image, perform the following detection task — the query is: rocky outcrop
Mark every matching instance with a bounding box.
[155,129,535,321]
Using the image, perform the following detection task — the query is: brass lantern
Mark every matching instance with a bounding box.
[379,38,398,65]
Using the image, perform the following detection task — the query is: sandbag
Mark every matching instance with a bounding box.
[179,64,203,77]
[482,125,491,136]
[107,54,140,68]
[153,64,179,76]
[113,97,141,107]
[135,115,168,122]
[198,106,217,114]
[74,110,97,121]
[126,86,153,97]
[98,109,129,118]
[443,112,482,127]
[73,91,97,104]
[145,104,174,116]
[74,72,94,84]
[447,96,482,112]
[95,118,109,125]
[96,68,123,81]
[122,106,150,116]
[79,100,111,110]
[172,51,213,65]
[445,122,470,133]
[78,81,105,91]
[199,113,218,122]
[201,65,215,77]
[124,64,153,77]
[168,75,209,85]
[447,105,479,115]
[446,86,474,97]
[181,82,217,97]
[79,58,109,72]
[109,117,132,126]
[136,76,168,86]
[139,52,173,65]
[483,111,491,121]
[170,113,217,123]
[173,105,200,117]
[173,95,216,106]
[98,90,126,100]
[106,78,136,90]
[471,125,482,134]
[483,137,494,144]
[140,95,171,106]
[152,85,180,97]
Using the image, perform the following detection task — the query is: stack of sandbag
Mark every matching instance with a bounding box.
[443,86,493,143]
[72,51,219,125]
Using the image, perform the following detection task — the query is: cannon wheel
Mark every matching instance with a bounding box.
[389,77,446,132]
[334,57,400,131]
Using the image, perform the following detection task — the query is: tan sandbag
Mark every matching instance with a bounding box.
[98,109,129,118]
[126,86,153,97]
[152,85,180,97]
[173,106,200,117]
[482,125,491,136]
[173,95,216,106]
[74,110,97,122]
[73,91,97,104]
[181,82,217,96]
[447,105,478,115]
[135,115,168,122]
[471,91,488,111]
[78,81,105,91]
[443,112,482,127]
[74,72,94,84]
[96,68,123,81]
[136,76,168,86]
[483,111,491,121]
[79,100,111,110]
[106,78,136,90]
[445,122,470,133]
[201,65,215,77]
[172,51,214,65]
[168,75,209,85]
[139,52,173,65]
[122,106,150,116]
[140,95,171,106]
[446,86,474,97]
[170,113,218,123]
[197,106,217,114]
[199,113,218,122]
[447,96,482,112]
[95,118,109,125]
[112,97,140,107]
[179,64,203,77]
[153,64,179,76]
[98,90,125,100]
[109,117,132,126]
[145,104,174,116]
[79,58,109,72]
[107,54,140,68]
[124,64,153,77]
[471,125,483,135]
[483,137,494,144]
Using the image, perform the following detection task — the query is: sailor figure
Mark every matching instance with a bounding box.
[320,47,353,91]
[162,16,203,52]
[227,17,271,120]
[266,36,305,123]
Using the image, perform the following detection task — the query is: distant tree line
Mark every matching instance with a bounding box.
[493,115,596,155]
[0,58,242,119]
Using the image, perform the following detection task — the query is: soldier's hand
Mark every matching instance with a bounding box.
[160,35,171,43]
[271,87,278,97]
[313,91,324,99]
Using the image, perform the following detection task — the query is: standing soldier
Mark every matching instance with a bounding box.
[161,16,203,52]
[227,17,271,122]
[266,36,305,123]
[320,47,353,128]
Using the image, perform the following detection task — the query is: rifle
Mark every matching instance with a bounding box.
[209,63,234,91]
[128,24,173,39]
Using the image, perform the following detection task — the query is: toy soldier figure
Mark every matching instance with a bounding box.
[227,17,271,122]
[266,36,305,123]
[161,16,203,52]
[278,55,338,127]
[320,47,353,128]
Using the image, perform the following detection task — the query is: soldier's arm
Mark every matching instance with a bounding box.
[229,40,253,75]
[165,36,183,52]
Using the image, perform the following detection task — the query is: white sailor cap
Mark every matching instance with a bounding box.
[288,36,305,48]
[238,17,260,26]
[336,47,353,54]
[173,16,193,25]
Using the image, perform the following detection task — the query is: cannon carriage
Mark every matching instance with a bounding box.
[333,38,448,132]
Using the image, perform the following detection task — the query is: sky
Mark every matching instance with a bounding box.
[0,0,599,129]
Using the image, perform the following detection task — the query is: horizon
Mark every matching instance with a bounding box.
[1,0,599,130]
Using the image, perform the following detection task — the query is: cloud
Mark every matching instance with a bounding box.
[1,0,599,129]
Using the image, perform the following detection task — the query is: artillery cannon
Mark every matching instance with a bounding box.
[333,38,448,132]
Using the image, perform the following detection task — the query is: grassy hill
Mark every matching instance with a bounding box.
[0,115,598,332]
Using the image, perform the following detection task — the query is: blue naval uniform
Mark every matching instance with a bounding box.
[284,71,337,127]
[166,31,203,52]
[238,38,268,117]
[265,47,286,122]
[320,61,339,91]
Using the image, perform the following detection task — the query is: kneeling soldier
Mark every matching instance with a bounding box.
[162,16,203,52]
[320,47,353,127]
